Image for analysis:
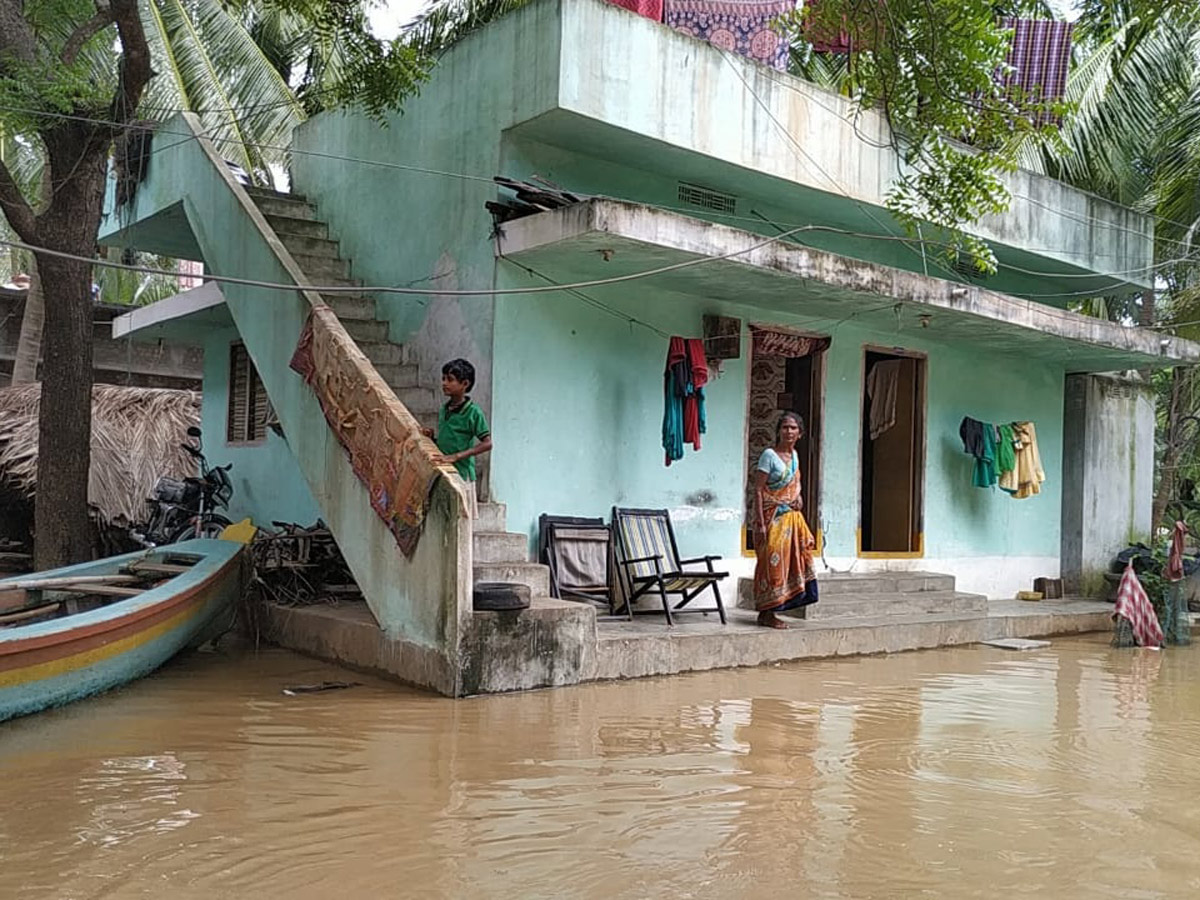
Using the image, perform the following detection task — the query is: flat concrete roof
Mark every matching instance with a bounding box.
[111,280,231,345]
[495,199,1200,372]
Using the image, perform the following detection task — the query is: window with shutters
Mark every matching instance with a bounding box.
[226,342,269,444]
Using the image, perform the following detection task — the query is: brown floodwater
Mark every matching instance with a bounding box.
[3,635,1200,899]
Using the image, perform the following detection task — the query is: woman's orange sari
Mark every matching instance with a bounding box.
[754,452,819,613]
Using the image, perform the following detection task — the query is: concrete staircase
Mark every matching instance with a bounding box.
[738,570,988,620]
[246,186,441,428]
[245,186,548,604]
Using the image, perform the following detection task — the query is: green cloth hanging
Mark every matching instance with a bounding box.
[972,424,998,488]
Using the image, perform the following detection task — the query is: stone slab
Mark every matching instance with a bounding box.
[981,637,1052,650]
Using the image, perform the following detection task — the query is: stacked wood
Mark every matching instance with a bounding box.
[248,521,360,607]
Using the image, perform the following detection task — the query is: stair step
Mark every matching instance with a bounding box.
[373,360,419,386]
[802,590,988,621]
[474,531,529,564]
[474,562,550,597]
[292,253,350,280]
[391,385,439,414]
[245,185,307,202]
[359,343,408,367]
[278,232,340,259]
[477,502,507,533]
[342,318,389,343]
[265,214,327,239]
[324,294,376,320]
[820,572,956,596]
[250,194,317,220]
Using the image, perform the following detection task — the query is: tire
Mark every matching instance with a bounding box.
[473,581,531,611]
[168,515,233,543]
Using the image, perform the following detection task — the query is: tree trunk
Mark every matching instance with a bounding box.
[30,137,107,570]
[10,256,44,384]
[11,168,55,385]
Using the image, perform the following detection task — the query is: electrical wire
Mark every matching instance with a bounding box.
[4,103,1193,294]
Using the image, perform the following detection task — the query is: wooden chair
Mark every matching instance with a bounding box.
[539,514,623,617]
[611,507,727,625]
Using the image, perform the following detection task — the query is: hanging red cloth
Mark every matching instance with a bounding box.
[663,337,708,466]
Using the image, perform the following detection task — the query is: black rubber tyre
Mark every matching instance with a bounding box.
[168,515,233,543]
[473,581,531,611]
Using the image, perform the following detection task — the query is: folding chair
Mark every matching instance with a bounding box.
[611,507,727,625]
[539,516,625,618]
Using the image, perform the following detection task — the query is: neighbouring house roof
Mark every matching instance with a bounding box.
[0,383,201,524]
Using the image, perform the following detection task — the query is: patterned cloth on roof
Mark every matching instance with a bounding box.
[605,0,664,20]
[998,18,1074,125]
[664,0,796,71]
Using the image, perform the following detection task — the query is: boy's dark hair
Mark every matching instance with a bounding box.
[442,358,476,391]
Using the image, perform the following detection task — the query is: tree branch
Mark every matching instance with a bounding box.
[0,156,38,243]
[107,0,153,125]
[63,6,116,66]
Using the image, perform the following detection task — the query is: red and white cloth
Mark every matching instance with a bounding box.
[998,18,1074,125]
[1113,563,1164,648]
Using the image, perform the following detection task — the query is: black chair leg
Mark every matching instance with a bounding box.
[711,581,726,624]
[658,578,673,626]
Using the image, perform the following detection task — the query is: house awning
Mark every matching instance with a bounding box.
[493,199,1199,372]
[111,281,230,346]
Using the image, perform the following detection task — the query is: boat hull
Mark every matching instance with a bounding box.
[0,539,244,723]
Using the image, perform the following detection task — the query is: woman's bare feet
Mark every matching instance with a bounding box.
[757,611,789,630]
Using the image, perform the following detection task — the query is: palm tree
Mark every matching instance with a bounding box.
[1016,1,1200,527]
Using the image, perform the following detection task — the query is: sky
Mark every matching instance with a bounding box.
[368,0,427,39]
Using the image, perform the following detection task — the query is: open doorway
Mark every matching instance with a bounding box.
[744,327,828,554]
[859,348,925,554]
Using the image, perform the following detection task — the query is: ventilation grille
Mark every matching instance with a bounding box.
[677,182,737,214]
[950,251,992,280]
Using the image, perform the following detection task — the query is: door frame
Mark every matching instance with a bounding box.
[856,344,928,558]
[742,323,828,557]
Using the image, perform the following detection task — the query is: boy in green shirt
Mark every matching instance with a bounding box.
[421,358,492,517]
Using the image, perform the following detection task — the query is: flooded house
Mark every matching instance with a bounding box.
[101,0,1199,695]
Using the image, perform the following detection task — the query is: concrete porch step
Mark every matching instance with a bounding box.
[477,502,507,533]
[820,571,956,596]
[265,214,327,239]
[800,590,989,621]
[474,562,550,597]
[474,531,529,564]
[277,231,340,259]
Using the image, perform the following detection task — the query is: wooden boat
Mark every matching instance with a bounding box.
[0,538,245,723]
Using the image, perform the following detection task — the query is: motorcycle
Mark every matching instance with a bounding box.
[132,426,234,547]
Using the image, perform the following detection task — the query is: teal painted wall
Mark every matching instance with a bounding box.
[200,328,320,528]
[490,276,1065,564]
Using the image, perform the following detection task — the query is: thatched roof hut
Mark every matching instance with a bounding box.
[0,384,201,527]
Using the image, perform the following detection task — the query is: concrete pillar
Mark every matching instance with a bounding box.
[1060,373,1155,595]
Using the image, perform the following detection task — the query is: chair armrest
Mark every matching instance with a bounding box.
[679,555,720,572]
[620,554,664,577]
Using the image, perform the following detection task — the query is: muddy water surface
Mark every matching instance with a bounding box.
[3,636,1199,898]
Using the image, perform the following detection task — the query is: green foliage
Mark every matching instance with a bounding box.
[779,0,1066,271]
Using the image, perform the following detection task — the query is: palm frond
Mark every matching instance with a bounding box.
[405,0,533,56]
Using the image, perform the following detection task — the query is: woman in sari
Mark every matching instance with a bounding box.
[752,412,819,629]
